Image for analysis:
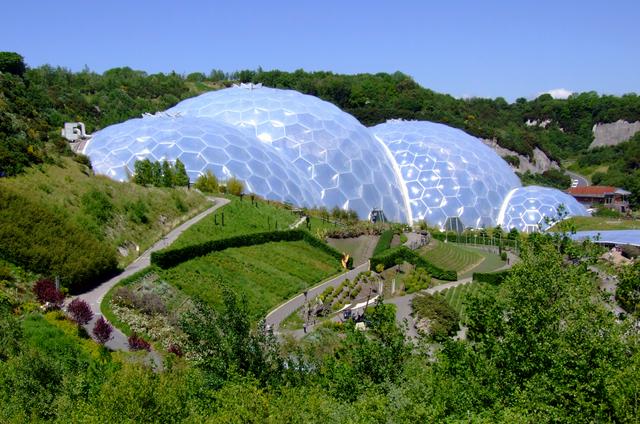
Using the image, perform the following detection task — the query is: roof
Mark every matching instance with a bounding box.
[570,230,640,247]
[566,186,626,198]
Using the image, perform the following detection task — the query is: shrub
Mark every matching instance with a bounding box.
[67,298,94,325]
[226,177,244,196]
[167,343,183,356]
[501,252,508,261]
[194,170,219,193]
[92,316,113,344]
[128,333,151,351]
[411,293,459,341]
[403,268,431,293]
[124,200,149,224]
[593,207,622,218]
[81,189,114,224]
[372,229,394,256]
[32,279,64,305]
[473,270,510,285]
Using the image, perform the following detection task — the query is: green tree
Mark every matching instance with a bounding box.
[0,52,26,76]
[173,159,189,187]
[194,170,219,193]
[160,160,174,187]
[226,176,244,196]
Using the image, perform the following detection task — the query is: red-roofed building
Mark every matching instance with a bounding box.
[566,186,630,213]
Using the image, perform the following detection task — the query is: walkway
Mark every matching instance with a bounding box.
[70,197,230,357]
[265,262,370,332]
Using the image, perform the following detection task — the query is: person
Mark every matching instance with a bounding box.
[303,322,307,333]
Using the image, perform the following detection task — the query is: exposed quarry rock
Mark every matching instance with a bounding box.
[590,120,640,149]
[482,139,560,174]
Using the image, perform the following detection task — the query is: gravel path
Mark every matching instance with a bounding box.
[69,197,230,358]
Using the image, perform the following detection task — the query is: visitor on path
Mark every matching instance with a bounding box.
[303,322,307,333]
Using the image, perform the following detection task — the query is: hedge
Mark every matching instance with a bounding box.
[370,246,457,281]
[472,270,511,285]
[151,229,353,269]
[372,229,394,257]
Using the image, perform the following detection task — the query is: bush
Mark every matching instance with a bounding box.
[411,293,459,341]
[226,177,244,196]
[403,268,431,293]
[473,270,510,285]
[124,200,149,224]
[167,343,183,356]
[128,333,151,351]
[370,246,456,281]
[67,298,94,325]
[151,229,352,269]
[372,230,393,256]
[593,207,622,218]
[32,279,64,305]
[81,189,114,224]
[194,170,219,193]
[92,316,113,344]
[500,252,508,261]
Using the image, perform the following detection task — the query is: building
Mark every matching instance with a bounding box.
[566,186,631,213]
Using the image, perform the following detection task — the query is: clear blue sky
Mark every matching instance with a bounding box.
[2,0,638,100]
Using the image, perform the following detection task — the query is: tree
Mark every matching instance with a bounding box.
[226,176,244,196]
[616,261,640,316]
[92,316,113,344]
[0,52,26,76]
[32,278,64,306]
[194,170,219,193]
[161,160,174,187]
[133,159,154,186]
[67,298,94,325]
[173,159,190,187]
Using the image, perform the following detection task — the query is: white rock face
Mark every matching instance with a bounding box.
[590,120,640,149]
[481,139,560,174]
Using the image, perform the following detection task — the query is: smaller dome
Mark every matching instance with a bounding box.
[84,114,317,207]
[497,186,589,232]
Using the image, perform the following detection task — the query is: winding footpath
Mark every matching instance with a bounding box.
[70,197,230,357]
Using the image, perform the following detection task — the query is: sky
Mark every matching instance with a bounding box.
[2,0,638,101]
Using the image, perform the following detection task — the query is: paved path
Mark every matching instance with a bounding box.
[70,197,230,357]
[566,170,590,188]
[265,262,370,332]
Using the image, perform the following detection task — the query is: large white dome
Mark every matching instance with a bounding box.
[497,186,589,232]
[84,114,317,207]
[167,85,408,222]
[370,120,522,228]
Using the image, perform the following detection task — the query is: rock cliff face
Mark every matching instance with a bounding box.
[590,120,640,149]
[482,139,560,174]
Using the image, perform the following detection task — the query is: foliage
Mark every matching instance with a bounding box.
[0,51,26,76]
[402,267,431,293]
[372,229,393,256]
[225,176,244,196]
[128,333,151,351]
[473,270,511,285]
[0,184,118,290]
[194,170,219,192]
[616,262,640,316]
[133,158,189,187]
[411,293,459,340]
[517,168,572,189]
[67,298,93,325]
[92,316,113,344]
[370,246,457,281]
[32,278,64,305]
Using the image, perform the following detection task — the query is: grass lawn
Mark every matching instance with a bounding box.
[560,216,640,231]
[418,239,483,273]
[327,235,379,266]
[456,245,505,278]
[161,240,342,320]
[442,282,491,322]
[170,196,299,249]
[0,158,209,267]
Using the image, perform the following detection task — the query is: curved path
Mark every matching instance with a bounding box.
[70,197,230,355]
[566,170,590,188]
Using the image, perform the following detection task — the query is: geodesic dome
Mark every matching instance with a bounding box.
[497,186,589,232]
[83,114,317,207]
[370,120,522,228]
[167,85,407,222]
